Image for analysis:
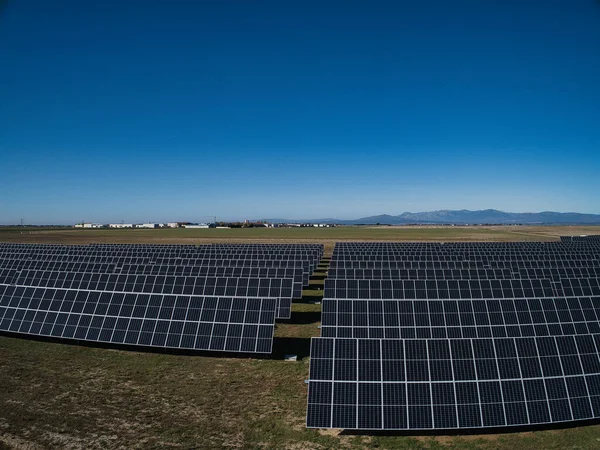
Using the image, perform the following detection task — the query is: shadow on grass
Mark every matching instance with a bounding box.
[339,417,600,436]
[310,274,327,281]
[293,293,323,304]
[277,311,321,325]
[271,336,311,360]
[0,330,312,361]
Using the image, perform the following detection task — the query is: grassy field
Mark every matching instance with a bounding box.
[1,226,600,449]
[2,225,599,254]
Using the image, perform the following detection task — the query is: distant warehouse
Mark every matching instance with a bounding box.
[74,223,102,228]
[136,223,158,229]
[183,223,216,229]
[109,223,157,228]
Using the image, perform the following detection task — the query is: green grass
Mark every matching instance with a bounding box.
[3,323,600,449]
[3,227,600,448]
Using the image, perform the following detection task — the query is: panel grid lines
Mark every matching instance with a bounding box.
[308,336,600,429]
[0,243,323,353]
[0,286,277,353]
[309,240,600,430]
[321,297,600,339]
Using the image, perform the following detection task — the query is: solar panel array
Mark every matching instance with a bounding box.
[0,243,323,353]
[561,235,600,242]
[308,239,600,429]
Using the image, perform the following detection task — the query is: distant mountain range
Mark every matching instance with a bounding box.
[258,209,600,225]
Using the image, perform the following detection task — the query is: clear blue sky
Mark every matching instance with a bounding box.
[1,0,599,224]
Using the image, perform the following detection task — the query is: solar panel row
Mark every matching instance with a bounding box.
[330,260,600,269]
[331,255,598,262]
[323,279,560,299]
[0,271,294,318]
[308,336,600,429]
[0,257,312,287]
[0,285,276,353]
[321,297,600,339]
[0,243,323,353]
[328,268,600,280]
[335,241,600,247]
[307,240,600,430]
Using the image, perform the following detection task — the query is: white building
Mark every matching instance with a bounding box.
[166,222,179,228]
[136,223,157,229]
[183,223,214,229]
[74,223,102,228]
[109,223,133,228]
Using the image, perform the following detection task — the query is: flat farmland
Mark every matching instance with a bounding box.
[1,225,599,255]
[1,226,600,449]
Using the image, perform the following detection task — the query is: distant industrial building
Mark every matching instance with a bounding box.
[264,222,335,228]
[74,221,222,229]
[183,223,215,229]
[136,223,158,229]
[74,223,103,228]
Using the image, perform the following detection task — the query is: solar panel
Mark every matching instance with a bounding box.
[515,268,600,280]
[0,257,313,286]
[327,268,600,282]
[328,260,600,270]
[331,255,597,263]
[561,278,600,297]
[0,243,323,328]
[307,336,600,429]
[0,272,294,320]
[308,239,600,430]
[0,285,277,353]
[320,297,600,339]
[122,262,312,287]
[562,236,600,242]
[114,266,304,298]
[323,279,555,300]
[328,268,513,280]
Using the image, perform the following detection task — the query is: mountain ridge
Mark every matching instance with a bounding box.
[257,209,600,225]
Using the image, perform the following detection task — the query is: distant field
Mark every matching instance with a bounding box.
[2,226,600,448]
[1,225,599,255]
